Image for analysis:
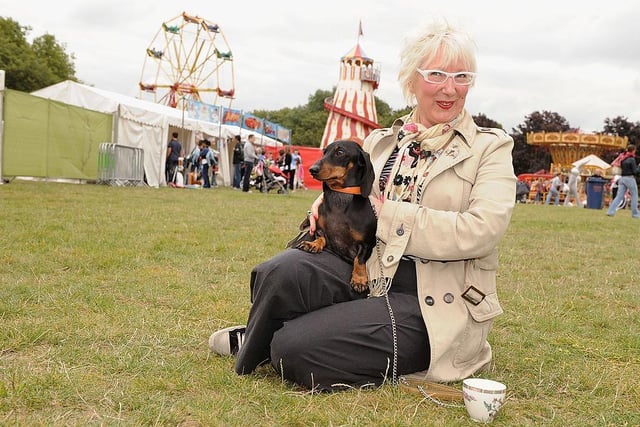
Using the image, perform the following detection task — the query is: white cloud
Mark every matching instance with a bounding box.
[4,0,640,133]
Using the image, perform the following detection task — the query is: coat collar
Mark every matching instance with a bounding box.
[389,111,476,189]
[391,110,476,148]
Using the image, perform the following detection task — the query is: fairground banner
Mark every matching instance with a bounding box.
[190,101,292,144]
[186,100,221,123]
[276,126,291,144]
[241,113,264,133]
[221,107,242,127]
[263,120,278,139]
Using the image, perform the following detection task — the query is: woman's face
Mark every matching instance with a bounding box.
[411,51,471,127]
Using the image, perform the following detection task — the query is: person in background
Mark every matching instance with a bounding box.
[166,131,183,184]
[210,21,516,391]
[515,180,530,203]
[607,144,639,218]
[534,178,545,204]
[292,149,306,190]
[186,142,200,174]
[199,139,211,188]
[282,147,293,189]
[276,149,286,169]
[563,167,582,207]
[232,135,244,189]
[242,134,258,193]
[207,140,219,187]
[288,148,299,190]
[265,151,275,167]
[545,173,563,206]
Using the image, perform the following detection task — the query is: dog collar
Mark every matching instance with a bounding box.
[329,185,362,195]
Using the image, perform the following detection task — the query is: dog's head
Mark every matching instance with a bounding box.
[309,140,375,196]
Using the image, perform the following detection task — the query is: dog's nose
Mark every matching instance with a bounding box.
[309,164,320,177]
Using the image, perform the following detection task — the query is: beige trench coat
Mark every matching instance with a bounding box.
[363,111,516,382]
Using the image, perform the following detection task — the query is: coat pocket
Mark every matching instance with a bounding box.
[453,286,503,367]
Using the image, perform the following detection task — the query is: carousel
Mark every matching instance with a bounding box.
[523,132,629,206]
[527,131,628,176]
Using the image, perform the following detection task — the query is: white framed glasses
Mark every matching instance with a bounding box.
[415,68,476,85]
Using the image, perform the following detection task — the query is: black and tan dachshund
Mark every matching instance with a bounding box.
[288,140,377,293]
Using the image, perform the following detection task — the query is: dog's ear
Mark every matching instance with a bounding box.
[359,150,375,196]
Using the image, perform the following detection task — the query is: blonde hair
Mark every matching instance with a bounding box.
[398,21,477,105]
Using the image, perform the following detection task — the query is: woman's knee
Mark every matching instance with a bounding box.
[270,322,313,381]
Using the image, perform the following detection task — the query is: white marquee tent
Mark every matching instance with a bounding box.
[32,81,281,187]
[572,154,611,170]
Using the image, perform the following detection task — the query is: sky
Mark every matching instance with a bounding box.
[3,0,640,134]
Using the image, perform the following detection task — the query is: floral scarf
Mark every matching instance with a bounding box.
[384,109,463,203]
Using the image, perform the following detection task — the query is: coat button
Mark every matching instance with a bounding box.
[443,293,454,303]
[425,296,434,306]
[396,225,404,236]
[386,255,394,263]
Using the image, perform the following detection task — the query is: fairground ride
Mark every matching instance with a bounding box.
[527,131,628,174]
[139,12,235,110]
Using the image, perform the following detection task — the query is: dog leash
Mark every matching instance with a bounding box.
[399,376,465,408]
[368,199,398,386]
[370,223,465,408]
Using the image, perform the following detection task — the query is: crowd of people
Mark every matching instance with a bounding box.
[513,147,639,216]
[232,136,307,193]
[164,131,309,192]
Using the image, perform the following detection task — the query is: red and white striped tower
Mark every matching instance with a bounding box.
[320,22,380,149]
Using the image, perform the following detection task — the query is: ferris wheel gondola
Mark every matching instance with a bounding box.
[139,12,235,110]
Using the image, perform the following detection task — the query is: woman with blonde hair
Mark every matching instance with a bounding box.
[211,21,516,391]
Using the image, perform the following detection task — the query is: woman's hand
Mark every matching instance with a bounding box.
[308,193,323,235]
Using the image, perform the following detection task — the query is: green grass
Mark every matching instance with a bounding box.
[1,181,639,426]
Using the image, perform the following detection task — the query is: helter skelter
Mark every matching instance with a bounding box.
[320,22,381,149]
[139,12,235,109]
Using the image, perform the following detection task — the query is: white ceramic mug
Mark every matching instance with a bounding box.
[462,378,506,423]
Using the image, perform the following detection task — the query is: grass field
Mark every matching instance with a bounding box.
[1,181,639,426]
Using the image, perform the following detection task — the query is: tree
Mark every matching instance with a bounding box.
[602,116,640,146]
[32,34,76,84]
[510,111,571,175]
[374,97,396,128]
[253,89,331,147]
[598,116,640,163]
[0,17,77,92]
[473,113,503,129]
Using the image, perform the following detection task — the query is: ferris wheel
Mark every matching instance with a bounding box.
[139,12,235,109]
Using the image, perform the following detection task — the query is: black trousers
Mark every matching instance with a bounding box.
[235,249,429,391]
[242,161,254,191]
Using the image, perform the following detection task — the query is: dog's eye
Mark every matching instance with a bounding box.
[334,148,345,157]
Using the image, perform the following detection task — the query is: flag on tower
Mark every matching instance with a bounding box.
[358,20,363,37]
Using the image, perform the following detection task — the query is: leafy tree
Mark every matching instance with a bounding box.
[32,33,76,84]
[602,116,640,143]
[599,116,640,162]
[510,111,571,175]
[473,113,503,129]
[374,97,396,127]
[0,17,77,92]
[253,89,331,147]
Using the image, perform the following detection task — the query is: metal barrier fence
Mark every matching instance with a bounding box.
[97,143,145,186]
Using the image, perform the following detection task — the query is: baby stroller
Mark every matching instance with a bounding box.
[252,160,288,194]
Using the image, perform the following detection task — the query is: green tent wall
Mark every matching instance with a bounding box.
[2,89,113,180]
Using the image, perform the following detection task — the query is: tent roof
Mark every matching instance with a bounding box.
[572,154,610,169]
[32,81,281,146]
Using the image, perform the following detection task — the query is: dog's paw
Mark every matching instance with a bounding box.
[350,260,369,293]
[350,278,369,293]
[297,240,323,253]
